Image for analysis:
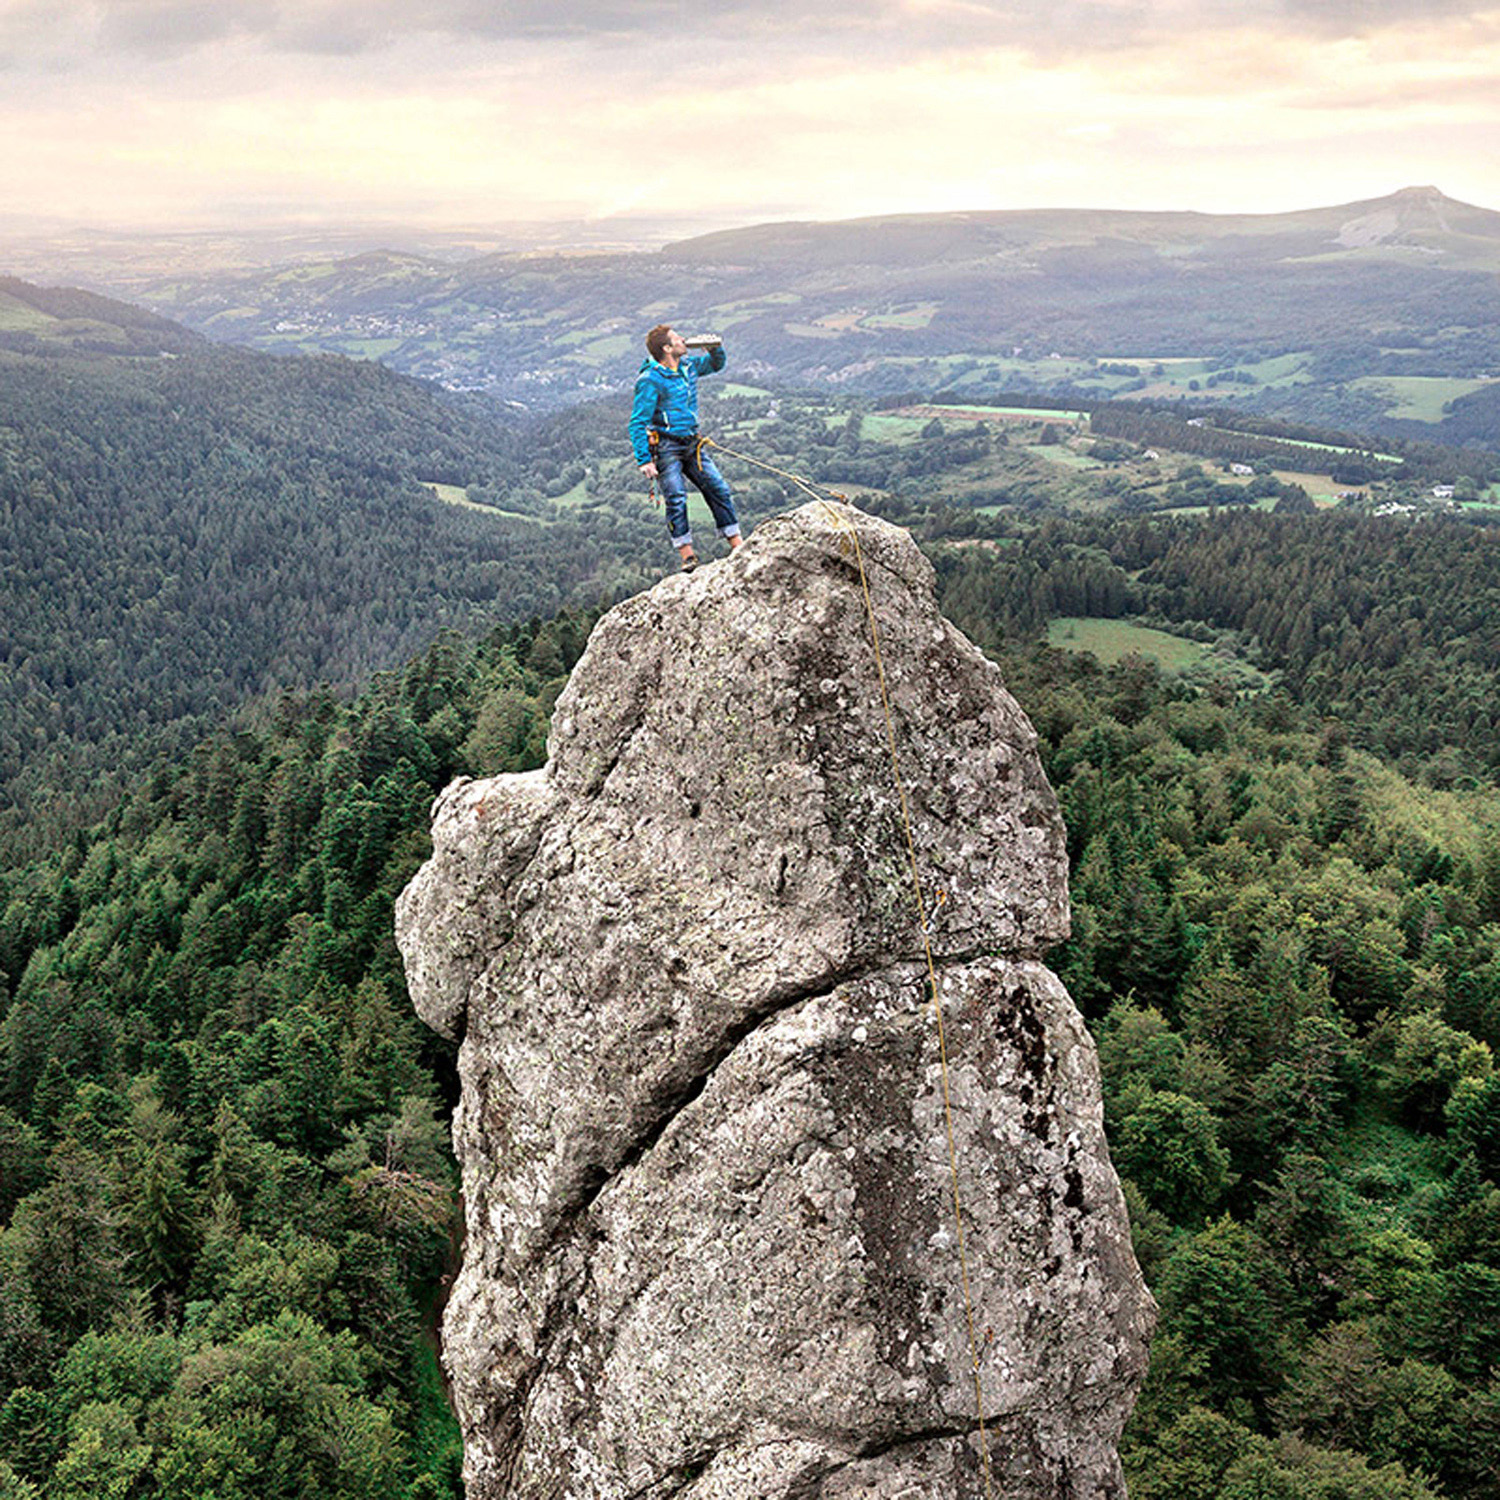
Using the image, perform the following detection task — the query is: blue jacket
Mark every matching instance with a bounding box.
[628,345,727,464]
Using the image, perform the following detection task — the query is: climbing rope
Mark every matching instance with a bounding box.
[698,436,849,508]
[699,432,995,1490]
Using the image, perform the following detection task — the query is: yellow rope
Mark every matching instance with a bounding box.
[698,436,848,507]
[814,500,996,1497]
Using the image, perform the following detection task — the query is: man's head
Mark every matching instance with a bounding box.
[646,324,686,363]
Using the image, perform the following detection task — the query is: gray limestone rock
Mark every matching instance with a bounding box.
[395,502,1154,1499]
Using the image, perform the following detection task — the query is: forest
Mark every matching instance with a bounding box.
[0,612,591,1500]
[0,342,675,859]
[5,502,1500,1495]
[6,309,1500,1494]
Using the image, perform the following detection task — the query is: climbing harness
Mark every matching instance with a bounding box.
[704,433,995,1494]
[645,428,660,506]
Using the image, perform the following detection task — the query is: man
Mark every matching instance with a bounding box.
[629,323,743,571]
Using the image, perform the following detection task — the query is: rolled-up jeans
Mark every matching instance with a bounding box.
[656,433,741,549]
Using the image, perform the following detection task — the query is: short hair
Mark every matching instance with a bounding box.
[645,324,673,360]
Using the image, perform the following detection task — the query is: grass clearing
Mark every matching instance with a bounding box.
[814,310,865,331]
[923,402,1090,423]
[1269,468,1363,504]
[864,302,939,329]
[1243,352,1313,383]
[580,333,632,359]
[549,478,591,510]
[1026,444,1100,470]
[1047,618,1209,673]
[0,296,54,332]
[861,413,927,444]
[336,338,404,359]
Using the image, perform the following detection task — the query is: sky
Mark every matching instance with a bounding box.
[2,0,1498,233]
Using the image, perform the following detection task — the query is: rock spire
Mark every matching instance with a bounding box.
[396,502,1154,1498]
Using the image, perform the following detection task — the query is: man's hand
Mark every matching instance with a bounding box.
[640,461,658,480]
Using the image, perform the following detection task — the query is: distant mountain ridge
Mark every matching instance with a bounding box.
[662,187,1500,271]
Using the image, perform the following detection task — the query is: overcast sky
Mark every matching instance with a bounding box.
[3,0,1497,231]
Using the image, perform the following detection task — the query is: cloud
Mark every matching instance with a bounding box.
[4,0,1496,68]
[0,0,1494,227]
[97,0,279,53]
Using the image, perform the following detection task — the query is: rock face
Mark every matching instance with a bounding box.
[395,503,1155,1499]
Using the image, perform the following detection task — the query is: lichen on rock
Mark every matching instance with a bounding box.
[395,502,1154,1499]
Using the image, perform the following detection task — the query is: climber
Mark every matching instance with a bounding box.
[628,324,743,572]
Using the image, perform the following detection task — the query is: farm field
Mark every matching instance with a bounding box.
[864,302,938,329]
[859,412,928,443]
[0,294,54,331]
[1351,375,1495,422]
[1269,467,1362,503]
[1116,350,1318,401]
[1026,443,1101,469]
[917,402,1091,423]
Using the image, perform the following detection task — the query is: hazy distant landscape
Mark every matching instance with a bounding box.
[19,186,1496,451]
[2,246,1497,863]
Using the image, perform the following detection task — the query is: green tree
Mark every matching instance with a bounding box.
[1156,1217,1287,1419]
[152,1312,404,1500]
[50,1403,151,1500]
[1386,1010,1492,1129]
[1113,1089,1233,1223]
